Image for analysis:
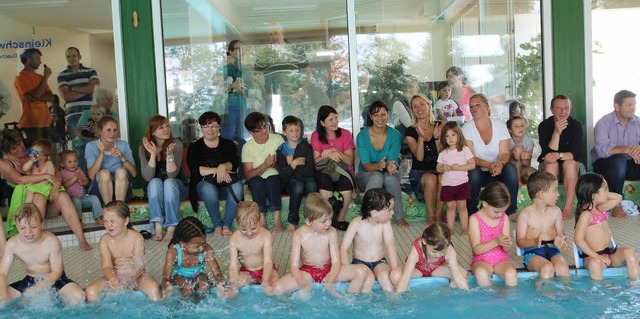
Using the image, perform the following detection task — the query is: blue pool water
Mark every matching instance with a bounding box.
[3,270,640,319]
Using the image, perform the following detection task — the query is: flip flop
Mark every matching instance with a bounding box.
[140,230,153,240]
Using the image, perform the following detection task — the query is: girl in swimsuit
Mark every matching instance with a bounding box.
[162,216,227,298]
[468,181,518,287]
[574,173,638,281]
[392,222,469,292]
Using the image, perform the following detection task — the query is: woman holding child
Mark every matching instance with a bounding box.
[356,101,408,228]
[187,111,243,236]
[139,115,188,242]
[461,93,519,219]
[86,116,137,204]
[405,94,444,225]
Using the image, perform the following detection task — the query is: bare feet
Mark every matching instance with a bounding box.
[95,216,104,226]
[152,223,164,241]
[613,206,628,219]
[396,218,409,228]
[287,223,296,234]
[426,214,435,226]
[562,207,573,220]
[273,220,284,233]
[213,227,223,236]
[222,226,232,236]
[79,241,92,251]
[163,226,175,243]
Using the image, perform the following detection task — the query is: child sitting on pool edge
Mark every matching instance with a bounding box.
[391,222,469,292]
[574,173,638,281]
[340,188,400,292]
[515,171,569,279]
[0,203,85,304]
[85,201,161,301]
[271,193,374,296]
[227,201,279,297]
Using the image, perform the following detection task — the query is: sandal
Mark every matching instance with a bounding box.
[140,230,153,240]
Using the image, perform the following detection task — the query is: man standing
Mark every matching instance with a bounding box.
[14,48,54,145]
[57,47,100,140]
[537,95,583,220]
[591,89,640,218]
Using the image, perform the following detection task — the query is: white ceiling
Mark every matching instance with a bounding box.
[0,0,113,33]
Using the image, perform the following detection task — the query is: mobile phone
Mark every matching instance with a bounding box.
[434,120,442,124]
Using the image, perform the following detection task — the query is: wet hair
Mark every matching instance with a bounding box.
[20,48,42,64]
[436,81,450,92]
[422,222,451,255]
[526,171,557,199]
[361,188,393,219]
[104,200,133,229]
[614,90,636,106]
[282,115,302,131]
[235,201,261,228]
[93,87,115,106]
[366,100,389,127]
[575,173,605,224]
[506,115,525,130]
[479,181,510,209]
[97,116,118,131]
[303,193,333,222]
[58,150,78,170]
[445,66,468,85]
[244,111,266,132]
[143,115,173,161]
[169,216,206,247]
[550,95,570,109]
[0,129,24,154]
[439,121,466,151]
[226,40,242,56]
[198,111,221,126]
[14,203,44,225]
[315,105,342,144]
[410,94,434,125]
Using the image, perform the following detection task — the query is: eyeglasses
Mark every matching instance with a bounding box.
[201,124,220,129]
[252,124,268,133]
[232,46,242,51]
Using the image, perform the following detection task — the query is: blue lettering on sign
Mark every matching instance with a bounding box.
[0,53,18,59]
[0,38,53,50]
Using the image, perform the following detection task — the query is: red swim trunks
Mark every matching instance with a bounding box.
[240,263,277,284]
[300,264,332,283]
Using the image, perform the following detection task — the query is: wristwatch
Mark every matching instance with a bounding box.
[558,152,563,160]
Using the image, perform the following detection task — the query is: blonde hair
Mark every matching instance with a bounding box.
[303,193,333,222]
[57,149,78,170]
[410,94,435,125]
[90,104,107,116]
[235,201,261,227]
[15,203,44,225]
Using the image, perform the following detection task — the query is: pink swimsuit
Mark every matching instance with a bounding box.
[471,213,510,267]
[588,208,609,226]
[410,238,446,277]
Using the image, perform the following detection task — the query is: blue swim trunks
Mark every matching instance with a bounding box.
[10,272,74,293]
[523,241,560,270]
[352,257,387,271]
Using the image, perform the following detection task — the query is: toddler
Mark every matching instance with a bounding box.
[78,104,107,140]
[22,139,57,204]
[507,116,536,185]
[59,150,103,224]
[434,82,459,122]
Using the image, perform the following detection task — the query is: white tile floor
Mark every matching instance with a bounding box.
[6,216,640,287]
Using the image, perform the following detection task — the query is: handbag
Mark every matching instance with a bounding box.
[315,158,360,203]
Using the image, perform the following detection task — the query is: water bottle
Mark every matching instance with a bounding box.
[26,148,40,172]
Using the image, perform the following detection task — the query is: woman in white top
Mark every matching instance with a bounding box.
[461,93,519,219]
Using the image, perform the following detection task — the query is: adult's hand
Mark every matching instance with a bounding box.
[489,161,503,177]
[554,118,568,134]
[141,137,157,156]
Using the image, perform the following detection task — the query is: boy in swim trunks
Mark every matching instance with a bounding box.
[340,188,400,292]
[515,171,569,279]
[0,203,85,304]
[228,201,279,297]
[272,193,374,296]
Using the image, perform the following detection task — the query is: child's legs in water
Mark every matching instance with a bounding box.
[610,247,639,281]
[494,260,517,286]
[526,255,556,279]
[171,275,197,297]
[136,273,161,301]
[471,261,495,287]
[58,281,86,304]
[585,256,607,281]
[373,263,394,292]
[338,264,375,293]
[195,273,211,294]
[432,264,468,288]
[85,277,108,302]
[550,254,571,277]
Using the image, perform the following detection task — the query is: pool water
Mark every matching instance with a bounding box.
[3,271,640,319]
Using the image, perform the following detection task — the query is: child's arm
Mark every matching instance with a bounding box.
[203,245,225,284]
[444,245,470,290]
[553,209,568,251]
[261,232,275,289]
[500,217,513,252]
[288,230,311,290]
[339,219,359,265]
[451,157,476,172]
[395,248,419,293]
[130,233,147,282]
[574,211,611,266]
[0,241,16,300]
[515,210,538,248]
[468,215,503,254]
[161,245,177,291]
[598,191,623,212]
[436,109,447,122]
[61,171,80,189]
[383,222,400,269]
[324,229,342,289]
[98,237,119,287]
[45,235,64,285]
[22,156,36,173]
[77,170,90,187]
[227,236,240,282]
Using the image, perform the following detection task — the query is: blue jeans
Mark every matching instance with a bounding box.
[148,178,189,228]
[282,177,318,225]
[467,163,519,215]
[356,170,404,219]
[66,112,83,140]
[71,194,103,220]
[221,103,246,141]
[593,154,640,196]
[197,180,244,228]
[248,175,281,214]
